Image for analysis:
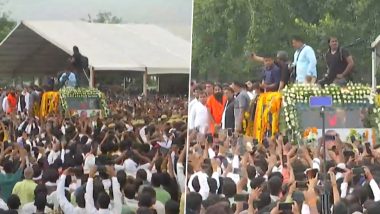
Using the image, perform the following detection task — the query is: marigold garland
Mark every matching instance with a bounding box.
[40,92,60,118]
[253,92,282,143]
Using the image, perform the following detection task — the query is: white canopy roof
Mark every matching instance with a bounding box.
[0,20,190,77]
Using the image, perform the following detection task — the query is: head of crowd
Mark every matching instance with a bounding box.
[187,80,380,214]
[0,82,188,214]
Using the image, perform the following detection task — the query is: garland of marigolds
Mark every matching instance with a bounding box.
[251,92,282,143]
[40,92,60,118]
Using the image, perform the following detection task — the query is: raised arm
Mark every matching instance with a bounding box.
[365,167,380,202]
[85,166,98,214]
[57,168,76,213]
[19,146,27,170]
[176,147,186,193]
[250,53,265,63]
[108,166,122,213]
[329,171,340,205]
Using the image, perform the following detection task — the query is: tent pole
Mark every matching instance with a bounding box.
[372,48,377,91]
[157,75,160,93]
[143,68,148,96]
[89,67,94,88]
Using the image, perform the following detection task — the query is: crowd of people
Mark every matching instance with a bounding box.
[0,34,369,214]
[187,80,380,214]
[185,36,380,214]
[0,84,188,214]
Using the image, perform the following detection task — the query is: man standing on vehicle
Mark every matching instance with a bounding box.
[318,36,354,86]
[291,36,317,84]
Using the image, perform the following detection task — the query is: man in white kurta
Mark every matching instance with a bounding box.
[189,91,209,134]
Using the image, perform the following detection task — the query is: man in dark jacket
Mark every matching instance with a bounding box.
[221,87,235,131]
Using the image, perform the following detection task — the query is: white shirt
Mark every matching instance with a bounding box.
[188,98,198,114]
[0,198,8,211]
[188,171,210,200]
[47,190,60,210]
[153,201,165,214]
[57,175,83,214]
[369,179,380,202]
[85,177,122,214]
[24,92,30,111]
[176,162,186,193]
[124,198,139,212]
[221,100,228,129]
[2,96,8,113]
[157,134,172,149]
[17,91,30,113]
[83,153,96,174]
[47,150,61,165]
[247,91,255,100]
[188,101,209,134]
[139,126,148,143]
[123,158,138,176]
[154,201,165,214]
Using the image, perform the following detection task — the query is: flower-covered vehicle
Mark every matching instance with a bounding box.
[39,88,109,118]
[248,83,379,144]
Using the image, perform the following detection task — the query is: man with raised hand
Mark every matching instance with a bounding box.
[85,165,122,214]
[56,167,86,214]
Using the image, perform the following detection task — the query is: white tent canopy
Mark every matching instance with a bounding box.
[371,35,380,90]
[0,20,190,82]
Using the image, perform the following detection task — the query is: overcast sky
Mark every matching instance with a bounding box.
[0,0,193,40]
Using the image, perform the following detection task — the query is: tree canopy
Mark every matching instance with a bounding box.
[0,13,16,42]
[84,12,122,24]
[192,0,380,83]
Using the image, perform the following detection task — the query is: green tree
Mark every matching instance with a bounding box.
[192,0,253,82]
[0,13,16,41]
[85,12,122,24]
[192,0,380,83]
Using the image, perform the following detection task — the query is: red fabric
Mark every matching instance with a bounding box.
[7,94,17,113]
